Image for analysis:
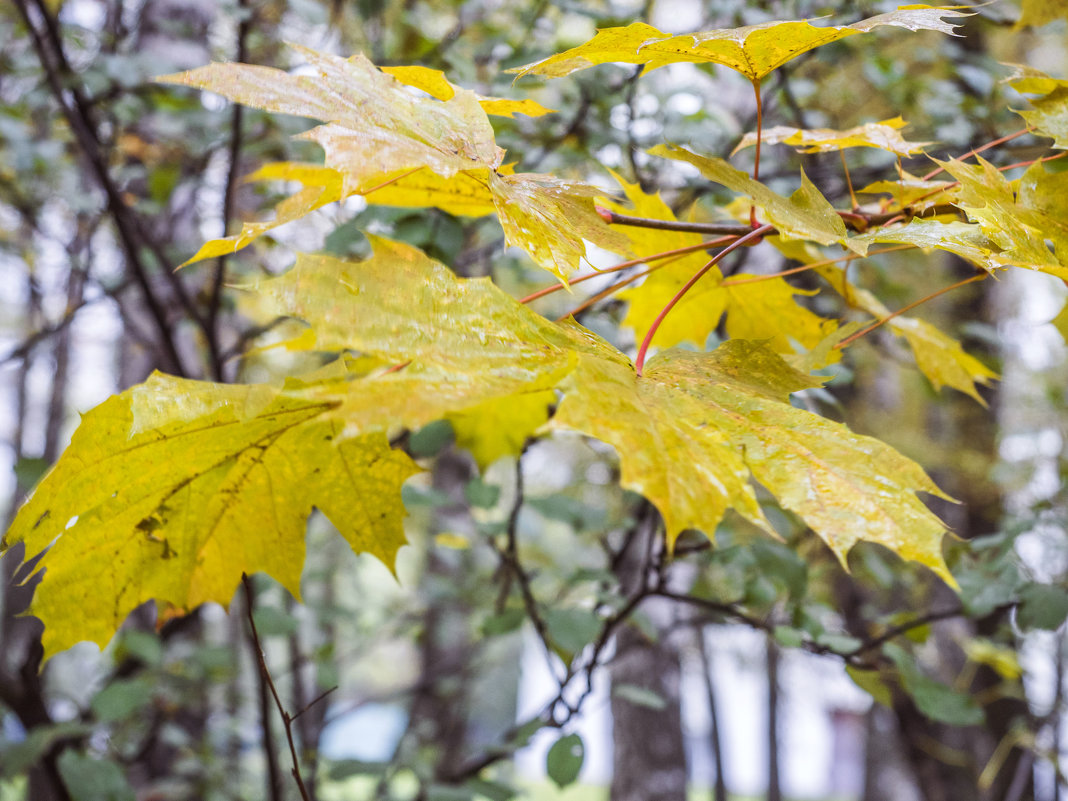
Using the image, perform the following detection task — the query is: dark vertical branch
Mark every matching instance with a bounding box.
[208,0,252,381]
[243,577,287,801]
[766,635,782,801]
[13,0,194,376]
[698,627,729,801]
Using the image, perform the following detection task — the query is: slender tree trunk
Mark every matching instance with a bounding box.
[609,508,687,801]
[698,627,729,801]
[766,636,782,801]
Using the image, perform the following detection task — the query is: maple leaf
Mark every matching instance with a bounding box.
[1015,0,1068,28]
[850,219,1013,275]
[511,6,970,83]
[180,163,345,267]
[382,64,555,117]
[2,376,420,659]
[878,158,1068,278]
[856,173,956,214]
[809,258,997,402]
[732,117,933,157]
[602,175,833,353]
[488,172,633,281]
[5,237,960,657]
[602,173,728,349]
[650,144,852,248]
[549,333,954,583]
[161,48,620,279]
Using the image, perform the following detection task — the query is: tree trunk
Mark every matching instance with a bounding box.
[766,636,782,801]
[609,508,687,801]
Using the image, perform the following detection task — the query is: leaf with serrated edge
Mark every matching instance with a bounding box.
[512,6,969,82]
[732,117,932,157]
[892,318,996,405]
[4,376,419,659]
[604,172,728,349]
[810,258,999,401]
[651,144,851,247]
[383,64,555,117]
[449,390,556,469]
[1018,88,1068,150]
[549,334,954,584]
[489,172,632,281]
[181,165,344,266]
[158,46,502,178]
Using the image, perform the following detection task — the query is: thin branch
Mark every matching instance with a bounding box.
[242,574,314,801]
[14,0,190,375]
[834,273,987,350]
[519,237,732,305]
[921,127,1032,181]
[635,225,772,374]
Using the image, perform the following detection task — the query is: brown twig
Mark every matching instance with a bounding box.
[242,573,314,801]
[834,273,987,350]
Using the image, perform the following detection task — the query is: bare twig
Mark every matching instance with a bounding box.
[242,574,314,801]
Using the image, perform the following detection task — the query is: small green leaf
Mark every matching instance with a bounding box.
[1016,583,1068,631]
[57,752,135,801]
[546,733,585,789]
[464,476,501,508]
[846,666,893,708]
[772,625,805,649]
[91,677,156,722]
[543,608,602,657]
[613,683,668,710]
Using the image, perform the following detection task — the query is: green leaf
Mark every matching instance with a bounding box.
[846,665,894,707]
[0,722,93,780]
[886,644,985,726]
[613,683,668,710]
[649,145,851,247]
[57,752,135,801]
[543,607,602,657]
[546,733,585,789]
[91,676,156,722]
[1016,582,1068,631]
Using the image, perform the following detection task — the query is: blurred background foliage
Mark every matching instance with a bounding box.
[2,1,1068,800]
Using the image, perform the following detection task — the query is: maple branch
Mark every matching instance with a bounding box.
[596,209,753,237]
[834,272,987,350]
[843,605,967,659]
[921,126,1032,181]
[720,245,914,287]
[598,207,948,237]
[241,574,314,801]
[635,224,773,375]
[750,77,763,228]
[208,0,252,382]
[518,237,732,304]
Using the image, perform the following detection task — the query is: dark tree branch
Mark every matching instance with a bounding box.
[13,0,203,377]
[242,574,313,801]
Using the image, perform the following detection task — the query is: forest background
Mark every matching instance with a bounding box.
[2,1,1068,801]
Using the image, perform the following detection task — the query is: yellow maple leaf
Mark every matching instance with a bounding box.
[732,117,932,157]
[512,6,969,83]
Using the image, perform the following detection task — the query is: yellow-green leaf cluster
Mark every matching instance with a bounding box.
[160,48,620,280]
[732,117,932,157]
[511,6,969,82]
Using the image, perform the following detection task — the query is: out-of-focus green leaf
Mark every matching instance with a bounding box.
[546,733,585,789]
